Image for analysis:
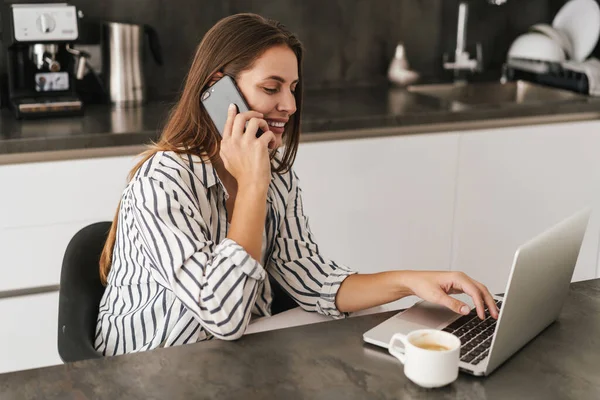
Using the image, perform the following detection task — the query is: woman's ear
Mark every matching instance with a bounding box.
[208,71,224,87]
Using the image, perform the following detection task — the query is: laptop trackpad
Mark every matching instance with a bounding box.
[397,300,465,329]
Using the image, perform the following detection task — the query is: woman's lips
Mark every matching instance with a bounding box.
[266,119,286,135]
[268,125,285,135]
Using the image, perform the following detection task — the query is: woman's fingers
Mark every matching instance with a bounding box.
[458,280,486,320]
[434,290,471,316]
[474,281,499,318]
[257,130,277,149]
[451,273,497,320]
[222,103,238,139]
[244,117,270,141]
[231,111,264,138]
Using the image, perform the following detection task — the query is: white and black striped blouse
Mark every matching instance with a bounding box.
[95,150,356,356]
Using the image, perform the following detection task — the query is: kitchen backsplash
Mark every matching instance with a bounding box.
[68,0,576,100]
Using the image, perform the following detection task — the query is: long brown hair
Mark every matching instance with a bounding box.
[99,13,304,284]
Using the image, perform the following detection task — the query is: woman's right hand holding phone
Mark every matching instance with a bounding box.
[220,104,276,192]
[220,104,276,263]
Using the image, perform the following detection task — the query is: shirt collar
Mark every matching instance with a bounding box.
[189,154,229,197]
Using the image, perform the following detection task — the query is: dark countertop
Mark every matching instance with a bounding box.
[2,84,600,161]
[0,279,598,400]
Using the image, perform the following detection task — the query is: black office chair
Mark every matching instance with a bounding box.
[58,221,110,363]
[58,221,298,362]
[269,274,299,315]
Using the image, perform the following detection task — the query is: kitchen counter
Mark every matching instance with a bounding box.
[2,84,600,163]
[0,279,598,399]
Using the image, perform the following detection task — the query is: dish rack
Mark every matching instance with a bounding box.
[503,58,589,94]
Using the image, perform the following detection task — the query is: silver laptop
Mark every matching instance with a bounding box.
[363,209,590,376]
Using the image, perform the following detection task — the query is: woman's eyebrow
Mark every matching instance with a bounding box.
[263,75,299,84]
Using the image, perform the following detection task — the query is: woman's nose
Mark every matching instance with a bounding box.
[277,91,297,115]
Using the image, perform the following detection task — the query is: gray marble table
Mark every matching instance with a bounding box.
[1,279,598,400]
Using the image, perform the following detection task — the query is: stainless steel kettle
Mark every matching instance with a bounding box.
[101,22,163,107]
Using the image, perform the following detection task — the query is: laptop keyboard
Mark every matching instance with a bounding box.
[442,300,503,365]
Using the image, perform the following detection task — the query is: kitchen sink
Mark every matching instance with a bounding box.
[407,80,586,108]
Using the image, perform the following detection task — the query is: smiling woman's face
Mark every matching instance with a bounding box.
[236,45,299,149]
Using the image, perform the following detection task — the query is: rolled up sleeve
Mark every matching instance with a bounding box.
[268,171,356,318]
[130,177,265,340]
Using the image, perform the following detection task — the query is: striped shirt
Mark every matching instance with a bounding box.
[95,150,356,356]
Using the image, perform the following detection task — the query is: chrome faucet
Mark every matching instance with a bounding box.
[444,0,507,76]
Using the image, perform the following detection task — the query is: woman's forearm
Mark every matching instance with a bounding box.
[335,271,414,313]
[226,184,268,262]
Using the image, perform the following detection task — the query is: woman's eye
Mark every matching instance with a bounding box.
[264,87,278,94]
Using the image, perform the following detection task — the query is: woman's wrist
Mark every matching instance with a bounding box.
[237,179,269,196]
[393,270,416,297]
[234,182,268,218]
[228,183,268,263]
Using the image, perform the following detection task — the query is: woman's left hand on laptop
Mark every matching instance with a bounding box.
[400,271,499,320]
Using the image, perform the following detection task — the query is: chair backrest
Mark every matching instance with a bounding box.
[58,221,111,363]
[269,275,299,315]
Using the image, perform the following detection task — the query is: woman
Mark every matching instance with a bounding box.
[96,13,498,356]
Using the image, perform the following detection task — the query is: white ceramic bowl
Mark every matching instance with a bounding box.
[508,32,566,62]
[529,23,574,60]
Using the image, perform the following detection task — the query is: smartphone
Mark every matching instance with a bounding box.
[200,75,264,137]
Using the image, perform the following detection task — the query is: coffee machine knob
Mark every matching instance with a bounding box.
[36,13,56,34]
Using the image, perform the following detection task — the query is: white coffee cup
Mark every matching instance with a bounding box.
[388,329,461,388]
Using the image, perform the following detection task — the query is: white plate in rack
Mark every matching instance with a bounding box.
[552,0,600,62]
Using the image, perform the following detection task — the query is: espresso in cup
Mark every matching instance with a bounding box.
[413,341,451,352]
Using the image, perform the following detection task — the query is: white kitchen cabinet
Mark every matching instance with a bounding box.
[0,155,138,292]
[294,133,460,274]
[0,291,61,374]
[0,222,96,292]
[0,156,137,229]
[452,120,600,294]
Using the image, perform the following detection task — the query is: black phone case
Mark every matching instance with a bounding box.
[200,75,264,137]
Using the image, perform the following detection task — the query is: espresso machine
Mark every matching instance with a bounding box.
[1,2,85,118]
